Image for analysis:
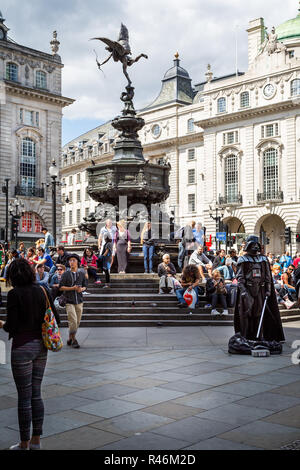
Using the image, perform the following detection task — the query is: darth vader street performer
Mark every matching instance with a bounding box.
[234,235,285,342]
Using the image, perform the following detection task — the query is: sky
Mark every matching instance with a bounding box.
[2,0,299,144]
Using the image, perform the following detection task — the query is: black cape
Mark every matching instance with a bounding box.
[234,255,285,342]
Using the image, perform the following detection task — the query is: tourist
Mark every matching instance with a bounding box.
[35,265,50,290]
[293,252,300,269]
[157,253,177,294]
[176,221,196,272]
[212,249,226,270]
[279,251,293,272]
[3,250,19,279]
[193,222,205,247]
[59,253,87,349]
[35,239,45,251]
[238,241,246,257]
[98,219,117,257]
[49,264,66,300]
[0,258,60,450]
[176,264,200,308]
[17,242,26,256]
[188,245,212,282]
[97,234,112,287]
[206,270,229,316]
[26,247,38,266]
[141,221,155,274]
[81,248,99,284]
[113,219,131,274]
[33,247,54,272]
[41,227,54,255]
[67,228,77,245]
[281,264,297,301]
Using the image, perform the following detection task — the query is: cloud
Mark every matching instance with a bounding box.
[2,0,298,138]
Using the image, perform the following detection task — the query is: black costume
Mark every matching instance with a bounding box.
[234,236,285,342]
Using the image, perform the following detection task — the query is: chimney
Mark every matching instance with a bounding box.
[247,18,265,66]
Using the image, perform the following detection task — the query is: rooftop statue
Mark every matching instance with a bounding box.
[258,26,286,56]
[91,23,148,86]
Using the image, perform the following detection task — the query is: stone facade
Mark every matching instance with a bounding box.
[61,8,300,255]
[0,17,74,244]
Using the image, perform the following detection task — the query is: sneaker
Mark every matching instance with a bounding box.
[222,309,229,316]
[211,309,221,316]
[205,304,212,308]
[72,339,80,349]
[67,339,73,346]
[83,291,90,295]
[103,284,110,288]
[9,444,29,450]
[29,442,41,450]
[144,271,148,274]
[149,270,155,274]
[94,280,102,285]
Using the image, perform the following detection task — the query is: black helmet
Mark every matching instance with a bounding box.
[244,235,261,252]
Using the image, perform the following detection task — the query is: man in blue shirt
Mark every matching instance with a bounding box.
[42,227,54,255]
[35,247,54,270]
[279,251,293,272]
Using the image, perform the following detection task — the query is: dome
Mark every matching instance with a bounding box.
[276,9,300,41]
[163,53,190,80]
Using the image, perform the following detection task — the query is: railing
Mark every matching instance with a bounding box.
[15,185,44,198]
[218,193,243,206]
[257,190,283,203]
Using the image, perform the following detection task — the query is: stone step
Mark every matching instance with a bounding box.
[58,319,234,327]
[56,312,234,320]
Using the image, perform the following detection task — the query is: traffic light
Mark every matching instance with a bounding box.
[284,227,291,244]
[232,235,236,244]
[11,216,18,237]
[296,233,300,243]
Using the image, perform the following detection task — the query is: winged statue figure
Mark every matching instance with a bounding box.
[91,23,148,86]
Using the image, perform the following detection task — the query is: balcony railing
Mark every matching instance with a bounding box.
[15,185,44,198]
[257,189,283,203]
[218,193,243,206]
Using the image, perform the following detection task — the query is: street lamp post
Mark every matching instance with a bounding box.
[1,178,10,249]
[209,204,225,251]
[49,160,59,246]
[9,197,25,249]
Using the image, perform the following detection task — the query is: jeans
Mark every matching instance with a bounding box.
[217,265,234,280]
[143,245,154,272]
[97,256,111,284]
[211,293,227,309]
[176,287,199,305]
[11,339,47,442]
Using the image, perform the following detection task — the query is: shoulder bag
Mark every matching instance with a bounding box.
[41,286,63,352]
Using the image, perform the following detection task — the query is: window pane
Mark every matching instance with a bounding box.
[227,132,234,144]
[6,62,18,81]
[217,97,226,113]
[188,169,195,184]
[266,124,274,137]
[20,138,36,189]
[187,119,194,132]
[36,70,47,88]
[291,79,300,96]
[76,209,81,223]
[188,194,195,212]
[240,92,249,108]
[77,189,81,201]
[69,211,72,225]
[263,148,278,198]
[188,148,195,160]
[225,155,238,202]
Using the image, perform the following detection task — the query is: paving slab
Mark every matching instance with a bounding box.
[118,377,168,389]
[97,431,190,450]
[185,371,247,386]
[96,368,148,382]
[196,403,273,426]
[276,365,300,376]
[0,395,17,410]
[90,410,174,437]
[170,362,231,375]
[121,387,187,406]
[143,371,195,382]
[75,398,145,418]
[41,426,122,450]
[236,391,300,412]
[245,372,300,386]
[0,427,21,450]
[262,404,300,429]
[73,383,140,401]
[151,416,237,443]
[142,402,204,420]
[183,437,262,450]
[44,394,96,415]
[270,380,300,398]
[211,380,280,397]
[174,389,242,410]
[218,420,300,450]
[158,380,213,394]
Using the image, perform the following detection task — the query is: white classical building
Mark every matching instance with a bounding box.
[0,13,73,245]
[61,7,300,255]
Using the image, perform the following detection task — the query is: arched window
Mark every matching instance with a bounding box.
[217,97,226,113]
[291,79,300,97]
[187,118,194,133]
[225,155,238,203]
[20,137,36,192]
[6,62,18,81]
[263,148,278,199]
[36,70,47,89]
[240,91,249,108]
[21,212,43,233]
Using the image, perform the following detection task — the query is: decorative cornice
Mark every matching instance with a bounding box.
[195,99,300,129]
[4,80,74,107]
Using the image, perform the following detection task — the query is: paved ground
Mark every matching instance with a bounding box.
[0,322,300,450]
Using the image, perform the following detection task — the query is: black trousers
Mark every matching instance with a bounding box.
[211,293,227,309]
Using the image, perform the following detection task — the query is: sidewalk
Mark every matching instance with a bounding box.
[0,322,300,450]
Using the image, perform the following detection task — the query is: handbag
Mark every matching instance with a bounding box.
[40,287,63,352]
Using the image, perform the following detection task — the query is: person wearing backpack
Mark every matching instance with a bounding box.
[0,258,60,450]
